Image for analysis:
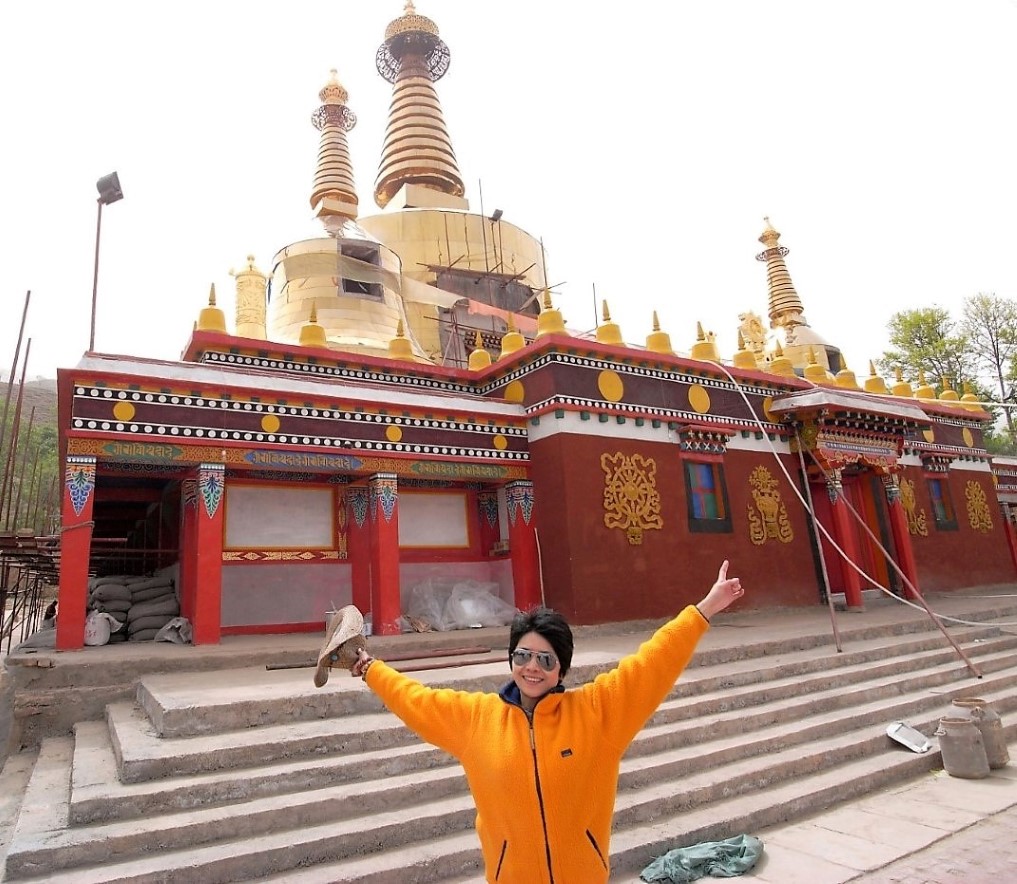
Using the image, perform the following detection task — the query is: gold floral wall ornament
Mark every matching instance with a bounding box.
[747,465,793,545]
[601,452,663,545]
[898,477,929,537]
[965,480,994,533]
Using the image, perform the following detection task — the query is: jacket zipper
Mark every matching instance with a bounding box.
[529,718,555,883]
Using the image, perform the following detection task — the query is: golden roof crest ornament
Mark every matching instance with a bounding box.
[378,1,449,83]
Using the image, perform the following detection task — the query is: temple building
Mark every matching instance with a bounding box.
[53,3,1016,650]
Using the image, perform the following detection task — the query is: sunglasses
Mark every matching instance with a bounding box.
[511,648,558,672]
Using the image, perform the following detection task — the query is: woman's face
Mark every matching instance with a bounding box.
[511,630,561,710]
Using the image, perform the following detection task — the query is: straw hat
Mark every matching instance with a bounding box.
[314,605,367,688]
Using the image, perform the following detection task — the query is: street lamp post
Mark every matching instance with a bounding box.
[88,171,124,352]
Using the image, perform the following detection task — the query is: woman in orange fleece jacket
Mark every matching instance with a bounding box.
[351,560,744,883]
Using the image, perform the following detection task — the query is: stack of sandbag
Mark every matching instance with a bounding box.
[87,576,134,643]
[125,576,179,642]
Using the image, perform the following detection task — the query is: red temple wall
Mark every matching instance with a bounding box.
[528,431,821,625]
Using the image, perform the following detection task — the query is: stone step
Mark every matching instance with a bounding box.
[106,631,1017,786]
[131,605,1017,739]
[7,603,1017,882]
[9,652,1017,879]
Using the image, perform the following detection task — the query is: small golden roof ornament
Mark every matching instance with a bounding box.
[914,369,936,399]
[468,330,492,371]
[645,311,674,355]
[890,366,914,397]
[499,313,526,360]
[689,321,720,363]
[299,302,328,348]
[767,341,797,378]
[864,360,889,395]
[835,357,861,390]
[596,300,624,346]
[388,319,416,362]
[536,289,567,338]
[197,283,226,333]
[804,346,831,384]
[731,329,759,370]
[960,381,981,410]
[939,376,960,402]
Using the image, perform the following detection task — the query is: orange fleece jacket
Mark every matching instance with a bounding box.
[365,604,709,883]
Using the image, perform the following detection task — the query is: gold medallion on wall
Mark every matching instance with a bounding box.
[261,414,281,433]
[600,452,663,545]
[503,380,525,403]
[688,384,711,415]
[898,478,928,537]
[962,427,974,447]
[965,480,993,533]
[112,402,135,422]
[597,370,624,403]
[747,465,793,545]
[923,428,935,443]
[385,425,403,443]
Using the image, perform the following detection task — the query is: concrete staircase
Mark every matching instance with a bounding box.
[5,599,1017,883]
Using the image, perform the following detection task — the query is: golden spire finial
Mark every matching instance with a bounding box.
[804,346,831,383]
[396,319,405,337]
[388,318,416,361]
[766,340,796,377]
[864,360,889,395]
[939,375,960,402]
[894,366,904,382]
[732,329,758,370]
[645,312,674,355]
[596,299,624,345]
[499,314,526,359]
[690,321,719,362]
[915,370,936,399]
[835,356,861,390]
[299,300,328,348]
[197,282,226,333]
[468,330,492,370]
[536,289,567,338]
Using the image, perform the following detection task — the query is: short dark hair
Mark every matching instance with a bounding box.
[509,607,574,677]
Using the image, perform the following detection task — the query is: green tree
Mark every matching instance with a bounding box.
[960,292,1017,441]
[877,306,975,389]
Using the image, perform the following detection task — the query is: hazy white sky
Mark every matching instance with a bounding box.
[3,1,1016,382]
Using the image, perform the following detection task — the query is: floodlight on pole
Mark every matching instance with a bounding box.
[89,172,124,352]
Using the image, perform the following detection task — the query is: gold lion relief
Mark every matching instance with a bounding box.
[965,480,994,533]
[747,465,793,545]
[601,452,663,545]
[898,478,928,537]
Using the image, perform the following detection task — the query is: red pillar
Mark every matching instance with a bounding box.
[827,471,865,611]
[368,473,401,636]
[506,480,541,611]
[347,485,372,614]
[1001,507,1017,575]
[178,479,198,622]
[884,475,921,600]
[477,490,501,557]
[56,455,96,650]
[191,464,225,645]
